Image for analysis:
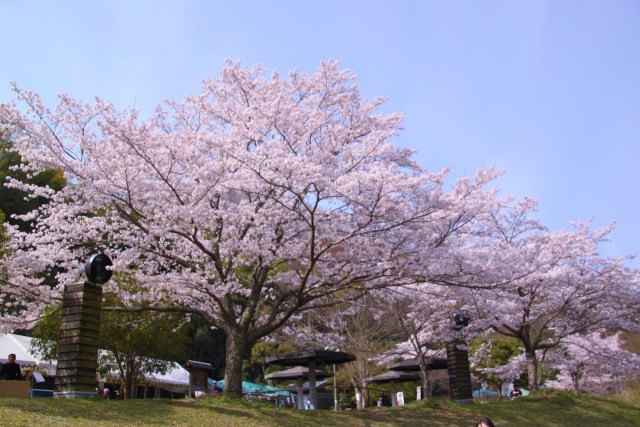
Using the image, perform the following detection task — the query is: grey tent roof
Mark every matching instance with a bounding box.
[184,360,213,370]
[366,371,420,384]
[265,366,333,381]
[388,358,448,372]
[265,349,356,366]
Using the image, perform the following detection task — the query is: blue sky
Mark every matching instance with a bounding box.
[1,0,639,266]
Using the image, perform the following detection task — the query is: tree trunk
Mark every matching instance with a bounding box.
[418,357,432,399]
[361,383,369,409]
[122,371,134,399]
[125,368,135,399]
[571,371,581,394]
[354,384,368,409]
[223,330,248,397]
[352,379,368,409]
[525,348,539,390]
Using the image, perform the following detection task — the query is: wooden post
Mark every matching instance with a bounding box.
[54,280,102,399]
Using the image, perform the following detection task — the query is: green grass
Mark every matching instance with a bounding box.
[0,391,638,426]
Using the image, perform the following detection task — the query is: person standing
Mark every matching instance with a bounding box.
[0,354,24,380]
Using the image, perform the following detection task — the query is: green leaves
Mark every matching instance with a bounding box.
[0,137,65,232]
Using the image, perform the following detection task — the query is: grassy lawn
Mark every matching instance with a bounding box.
[0,391,638,426]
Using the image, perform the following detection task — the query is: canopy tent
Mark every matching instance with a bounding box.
[211,379,292,396]
[211,379,272,394]
[263,384,296,397]
[0,333,56,369]
[472,389,499,399]
[103,359,190,393]
[0,333,190,391]
[100,349,190,388]
[148,362,190,387]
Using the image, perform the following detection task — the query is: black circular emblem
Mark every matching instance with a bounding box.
[84,253,113,284]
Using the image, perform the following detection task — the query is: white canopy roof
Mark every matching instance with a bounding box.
[0,333,190,387]
[0,333,56,368]
[145,362,190,387]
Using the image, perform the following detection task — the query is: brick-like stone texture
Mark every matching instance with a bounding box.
[446,341,473,401]
[54,281,102,397]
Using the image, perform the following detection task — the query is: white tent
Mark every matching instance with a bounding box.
[0,333,190,390]
[147,362,190,387]
[0,333,56,369]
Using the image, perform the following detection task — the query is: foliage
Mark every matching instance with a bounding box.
[30,305,62,361]
[184,314,226,378]
[0,62,504,395]
[98,284,191,399]
[611,382,640,409]
[2,61,638,398]
[277,293,404,408]
[0,137,65,231]
[377,283,461,398]
[0,211,8,281]
[467,199,639,389]
[544,331,640,395]
[249,341,295,382]
[470,336,522,395]
[31,274,191,399]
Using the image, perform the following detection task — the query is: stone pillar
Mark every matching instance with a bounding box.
[446,341,473,403]
[54,280,102,399]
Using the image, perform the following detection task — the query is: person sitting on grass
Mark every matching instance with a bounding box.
[510,384,522,400]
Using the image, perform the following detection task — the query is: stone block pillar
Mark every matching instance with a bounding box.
[446,341,473,403]
[54,280,102,399]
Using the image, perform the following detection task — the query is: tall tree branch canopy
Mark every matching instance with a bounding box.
[0,61,505,393]
[2,62,638,397]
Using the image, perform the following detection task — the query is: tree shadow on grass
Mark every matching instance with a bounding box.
[1,397,268,427]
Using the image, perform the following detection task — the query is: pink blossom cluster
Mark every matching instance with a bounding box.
[0,61,637,394]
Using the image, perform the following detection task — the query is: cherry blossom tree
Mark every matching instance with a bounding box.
[469,337,522,397]
[377,283,460,397]
[470,199,640,390]
[545,331,640,395]
[0,61,502,395]
[276,294,401,409]
[0,212,8,287]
